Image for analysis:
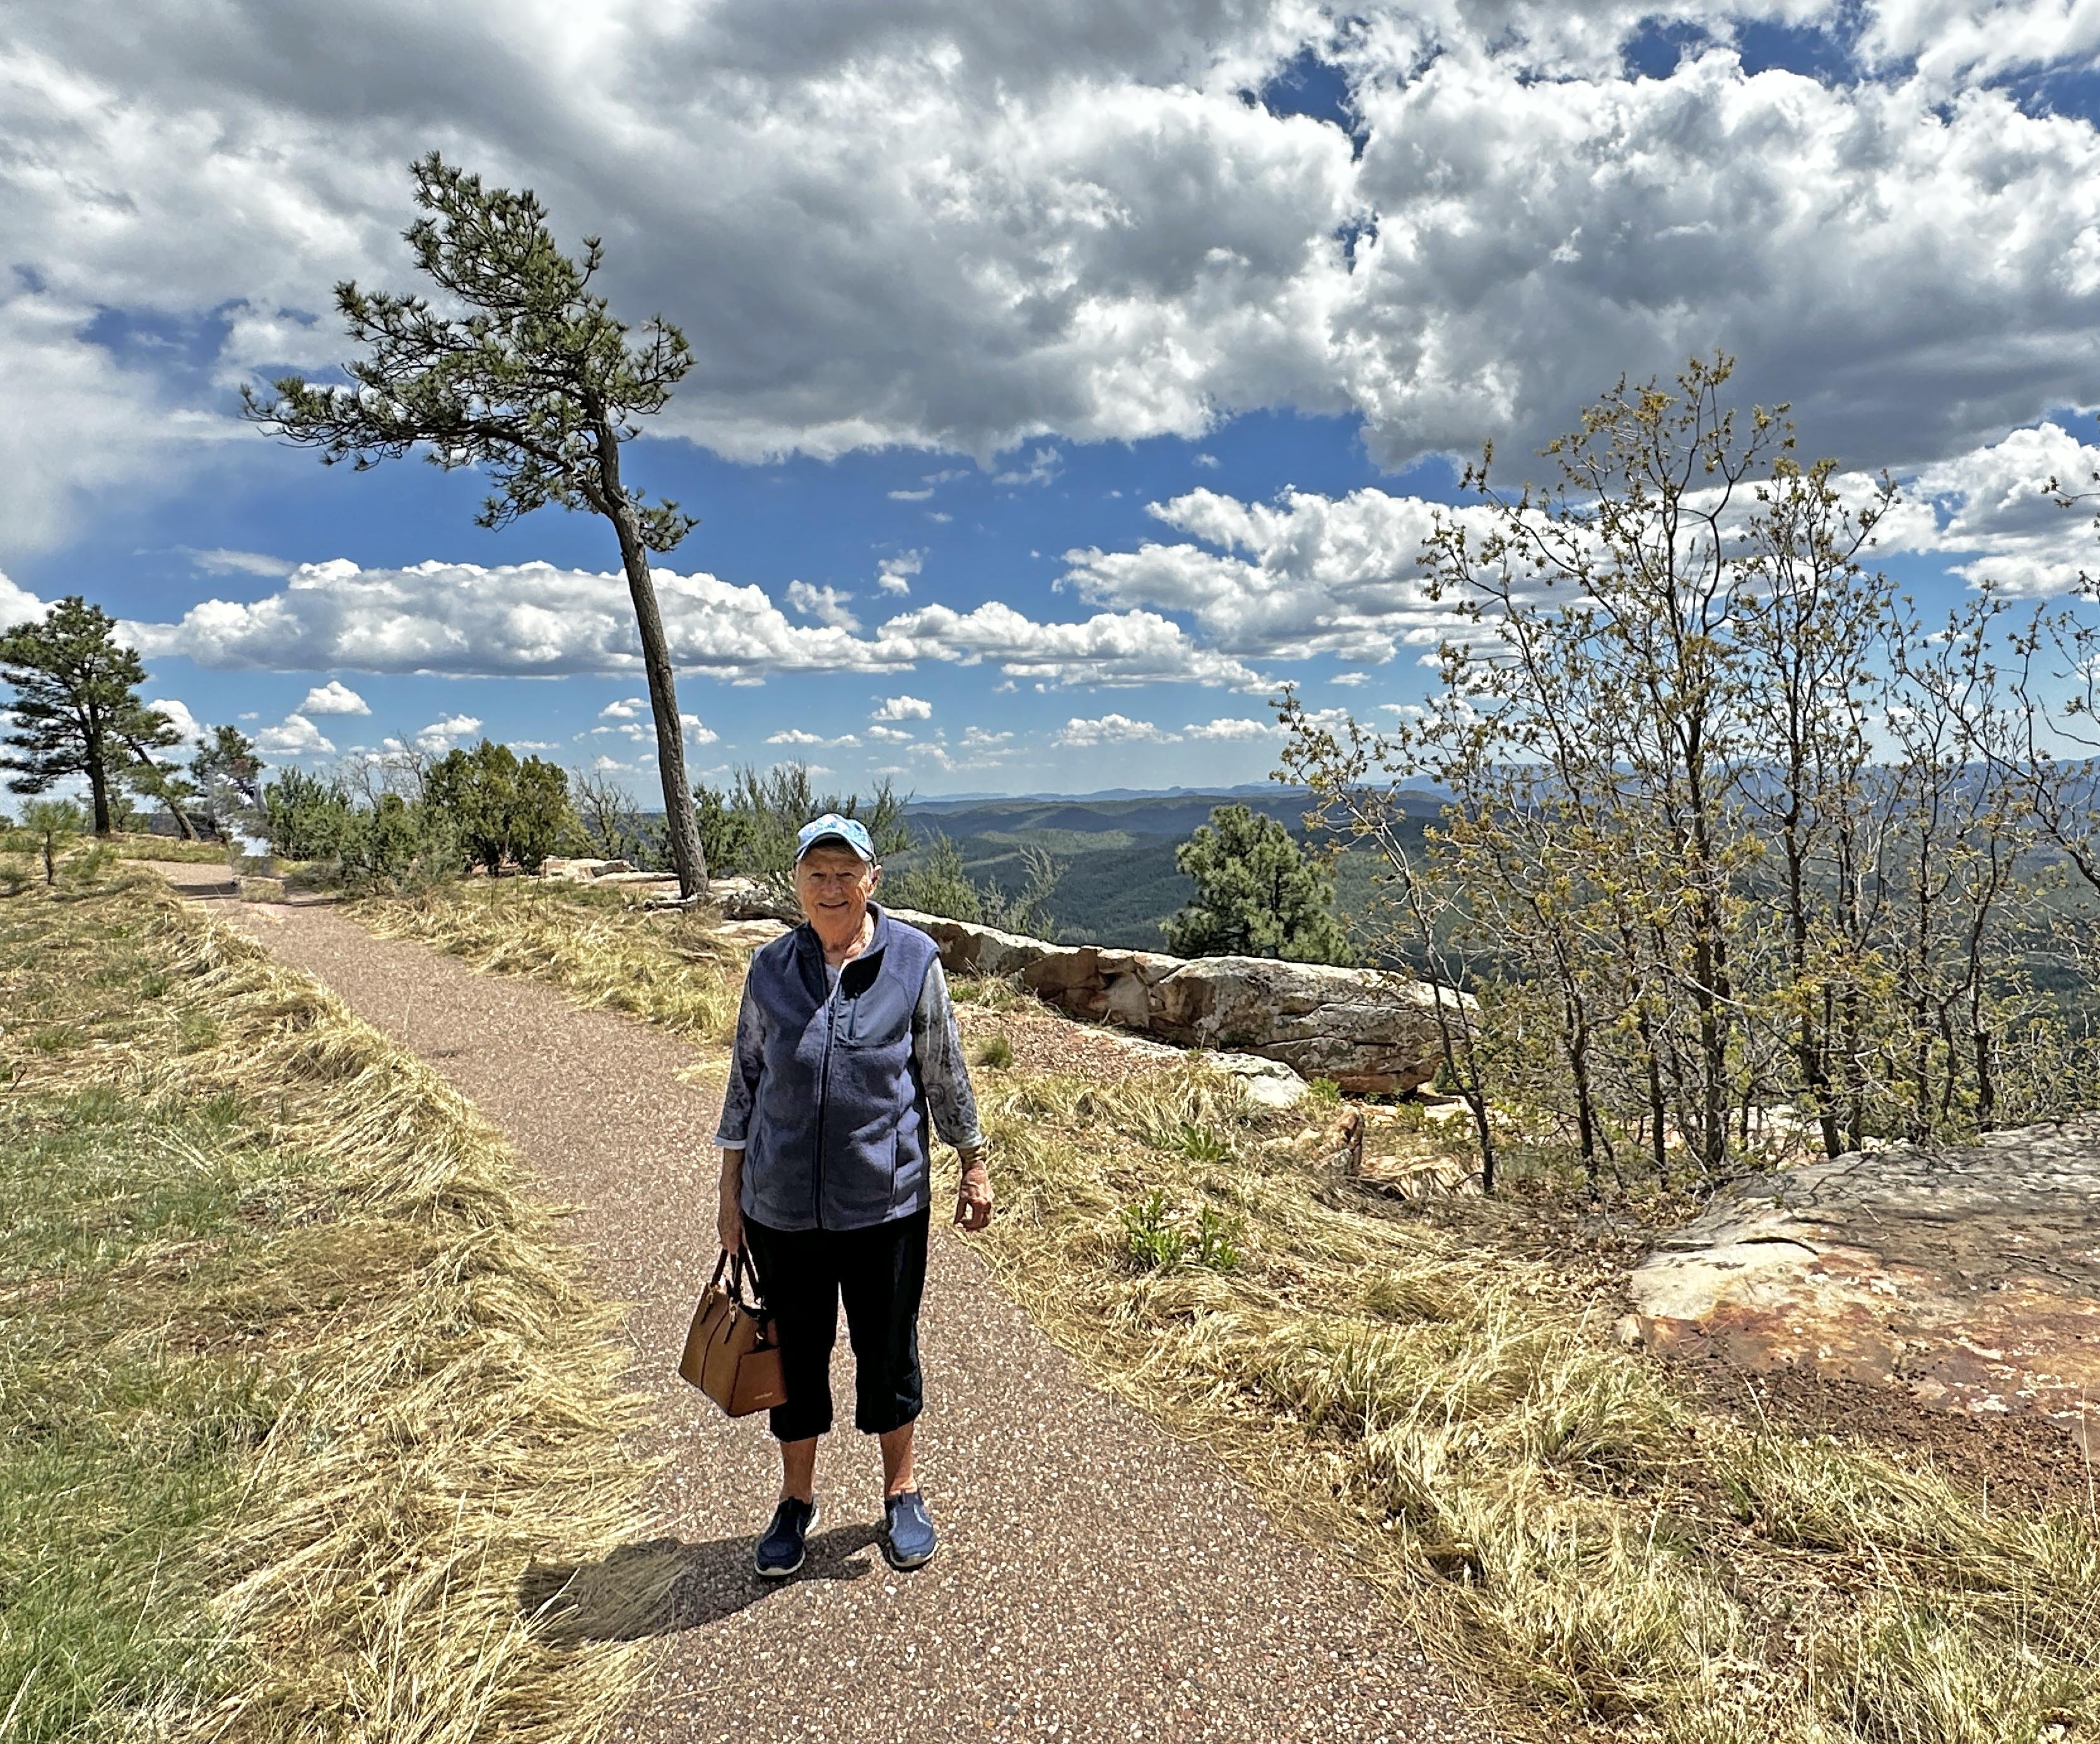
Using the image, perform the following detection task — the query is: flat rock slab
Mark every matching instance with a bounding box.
[157,866,1486,1744]
[1630,1118,2100,1436]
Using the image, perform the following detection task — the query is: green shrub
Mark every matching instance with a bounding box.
[886,832,986,923]
[970,1033,1014,1069]
[261,769,351,860]
[423,740,575,875]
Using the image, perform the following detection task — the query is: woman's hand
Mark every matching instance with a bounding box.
[954,1154,993,1232]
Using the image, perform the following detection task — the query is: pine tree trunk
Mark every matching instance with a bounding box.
[595,433,707,898]
[86,758,111,836]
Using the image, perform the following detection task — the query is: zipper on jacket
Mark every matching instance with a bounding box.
[813,957,835,1231]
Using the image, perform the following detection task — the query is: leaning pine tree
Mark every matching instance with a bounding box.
[243,153,710,896]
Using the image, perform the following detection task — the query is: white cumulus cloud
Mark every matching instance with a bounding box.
[255,712,334,758]
[147,696,204,746]
[1053,713,1180,747]
[0,571,48,628]
[881,600,1264,689]
[1884,421,2100,595]
[298,679,369,715]
[122,556,1263,688]
[124,558,913,679]
[415,713,482,754]
[765,728,859,747]
[1183,715,1282,740]
[1062,486,1486,664]
[872,694,933,721]
[787,580,862,631]
[876,552,924,595]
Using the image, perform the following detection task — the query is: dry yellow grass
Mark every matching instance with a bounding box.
[329,879,2100,1742]
[357,882,744,1045]
[0,865,661,1741]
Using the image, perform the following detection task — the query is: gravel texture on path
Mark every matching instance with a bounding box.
[160,865,1489,1744]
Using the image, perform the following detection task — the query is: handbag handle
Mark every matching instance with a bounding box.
[716,1246,769,1318]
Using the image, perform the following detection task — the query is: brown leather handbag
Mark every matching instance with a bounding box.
[679,1249,788,1417]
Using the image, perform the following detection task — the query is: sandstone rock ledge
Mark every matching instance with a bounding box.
[1628,1115,2100,1435]
[886,907,1465,1094]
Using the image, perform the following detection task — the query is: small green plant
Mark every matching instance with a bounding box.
[21,799,85,886]
[1118,1189,1189,1272]
[970,1033,1015,1070]
[1118,1190,1241,1272]
[1192,1205,1242,1272]
[1306,1077,1343,1107]
[1173,1120,1233,1163]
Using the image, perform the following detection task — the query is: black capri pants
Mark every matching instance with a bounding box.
[741,1207,930,1443]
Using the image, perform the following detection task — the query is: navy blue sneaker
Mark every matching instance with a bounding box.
[881,1490,937,1571]
[754,1496,818,1578]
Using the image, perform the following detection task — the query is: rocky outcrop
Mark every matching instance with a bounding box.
[888,908,1464,1092]
[1627,1116,2100,1433]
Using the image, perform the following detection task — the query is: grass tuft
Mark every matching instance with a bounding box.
[969,1033,1015,1070]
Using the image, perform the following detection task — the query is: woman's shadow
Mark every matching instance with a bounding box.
[519,1523,883,1646]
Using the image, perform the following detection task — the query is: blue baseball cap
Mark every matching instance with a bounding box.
[794,812,877,863]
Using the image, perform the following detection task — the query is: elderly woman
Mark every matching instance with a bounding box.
[713,812,993,1577]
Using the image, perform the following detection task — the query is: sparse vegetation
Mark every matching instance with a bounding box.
[968,1064,2100,1743]
[886,829,1064,937]
[1282,359,2100,1188]
[108,831,238,863]
[697,762,910,903]
[0,862,657,1741]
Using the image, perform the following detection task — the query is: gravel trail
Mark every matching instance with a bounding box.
[162,865,1489,1744]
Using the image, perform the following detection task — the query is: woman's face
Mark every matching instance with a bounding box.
[794,844,879,944]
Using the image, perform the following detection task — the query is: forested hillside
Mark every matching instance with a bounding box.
[892,788,1440,951]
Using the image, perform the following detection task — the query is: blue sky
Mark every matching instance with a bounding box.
[6,1,2100,802]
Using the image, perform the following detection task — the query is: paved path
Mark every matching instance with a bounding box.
[163,866,1485,1743]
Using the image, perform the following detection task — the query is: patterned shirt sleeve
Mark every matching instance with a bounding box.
[912,958,985,1155]
[712,978,765,1149]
